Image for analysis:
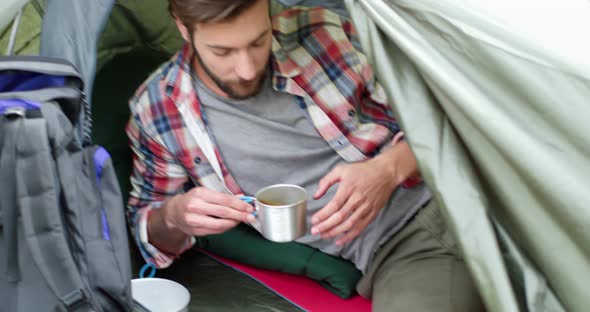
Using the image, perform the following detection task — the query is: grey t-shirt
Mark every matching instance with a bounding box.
[196,75,431,272]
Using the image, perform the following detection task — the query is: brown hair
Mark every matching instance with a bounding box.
[168,0,259,29]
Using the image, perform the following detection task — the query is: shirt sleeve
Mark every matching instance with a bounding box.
[340,16,423,188]
[126,101,196,268]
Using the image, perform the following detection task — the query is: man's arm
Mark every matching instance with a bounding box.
[146,187,256,256]
[126,110,254,267]
[145,196,191,256]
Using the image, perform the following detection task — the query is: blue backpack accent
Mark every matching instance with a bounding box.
[0,56,132,311]
[93,146,112,241]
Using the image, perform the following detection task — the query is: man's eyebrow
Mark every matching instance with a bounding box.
[206,28,270,50]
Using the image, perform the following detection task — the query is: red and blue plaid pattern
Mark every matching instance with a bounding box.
[127,6,402,268]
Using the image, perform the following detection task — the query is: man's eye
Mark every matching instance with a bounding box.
[212,50,230,57]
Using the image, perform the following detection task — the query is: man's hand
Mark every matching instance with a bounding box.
[310,141,418,246]
[164,187,255,236]
[147,187,255,255]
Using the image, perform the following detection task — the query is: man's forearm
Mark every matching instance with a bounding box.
[146,196,191,255]
[371,141,419,186]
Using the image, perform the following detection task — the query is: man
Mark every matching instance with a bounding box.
[126,0,484,310]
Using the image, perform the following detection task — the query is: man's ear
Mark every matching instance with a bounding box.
[174,18,192,42]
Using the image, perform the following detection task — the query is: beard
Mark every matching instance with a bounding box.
[193,47,268,100]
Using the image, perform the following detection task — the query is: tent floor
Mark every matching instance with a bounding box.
[130,248,303,312]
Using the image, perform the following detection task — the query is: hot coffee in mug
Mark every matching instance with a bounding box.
[241,184,308,243]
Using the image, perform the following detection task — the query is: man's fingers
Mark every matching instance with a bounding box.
[210,202,256,223]
[335,225,364,246]
[335,213,374,246]
[310,195,345,228]
[313,168,340,199]
[311,194,358,235]
[189,200,255,223]
[322,201,367,239]
[189,187,253,213]
[186,214,239,236]
[311,184,352,232]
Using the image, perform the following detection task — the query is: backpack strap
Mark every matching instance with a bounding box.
[0,113,22,283]
[14,109,98,312]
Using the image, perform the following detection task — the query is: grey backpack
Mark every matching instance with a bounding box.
[0,56,132,311]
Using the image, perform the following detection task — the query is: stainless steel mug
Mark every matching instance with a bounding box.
[242,184,308,242]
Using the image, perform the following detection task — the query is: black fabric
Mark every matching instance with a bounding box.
[92,49,168,202]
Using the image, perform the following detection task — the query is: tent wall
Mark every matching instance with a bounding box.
[0,0,30,30]
[0,2,43,55]
[346,0,590,311]
[96,0,183,72]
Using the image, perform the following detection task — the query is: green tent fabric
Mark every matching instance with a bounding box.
[346,0,590,311]
[0,2,42,55]
[91,49,168,204]
[0,0,30,30]
[95,0,183,73]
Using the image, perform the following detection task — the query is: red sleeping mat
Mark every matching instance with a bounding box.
[201,250,372,312]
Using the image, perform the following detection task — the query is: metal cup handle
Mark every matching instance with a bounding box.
[239,195,258,217]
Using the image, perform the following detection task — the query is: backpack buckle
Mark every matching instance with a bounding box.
[3,107,25,118]
[59,289,93,311]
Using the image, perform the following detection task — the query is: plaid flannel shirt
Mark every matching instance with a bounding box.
[127,6,408,268]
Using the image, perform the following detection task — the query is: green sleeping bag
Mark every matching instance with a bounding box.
[196,224,362,298]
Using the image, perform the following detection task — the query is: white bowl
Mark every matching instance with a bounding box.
[131,278,190,312]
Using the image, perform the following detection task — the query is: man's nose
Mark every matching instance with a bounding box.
[234,50,256,81]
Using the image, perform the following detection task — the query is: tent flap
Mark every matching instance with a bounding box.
[0,0,29,30]
[347,0,590,311]
[0,2,42,56]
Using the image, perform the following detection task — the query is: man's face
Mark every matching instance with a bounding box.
[185,0,272,100]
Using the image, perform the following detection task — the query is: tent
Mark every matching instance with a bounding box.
[2,0,589,311]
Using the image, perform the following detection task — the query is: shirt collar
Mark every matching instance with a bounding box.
[164,44,192,91]
[271,36,301,79]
